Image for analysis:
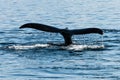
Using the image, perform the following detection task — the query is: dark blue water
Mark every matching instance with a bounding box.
[0,0,120,80]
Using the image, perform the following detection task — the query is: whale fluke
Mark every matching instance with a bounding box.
[20,23,103,46]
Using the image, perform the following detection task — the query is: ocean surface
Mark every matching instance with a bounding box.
[0,0,120,80]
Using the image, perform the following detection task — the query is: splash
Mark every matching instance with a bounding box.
[7,34,104,51]
[7,43,104,51]
[61,44,104,51]
[68,34,105,51]
[8,44,50,50]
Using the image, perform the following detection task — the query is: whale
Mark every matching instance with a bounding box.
[20,23,103,46]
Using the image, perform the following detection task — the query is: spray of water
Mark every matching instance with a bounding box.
[7,33,104,51]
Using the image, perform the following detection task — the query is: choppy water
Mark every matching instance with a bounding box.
[0,0,120,80]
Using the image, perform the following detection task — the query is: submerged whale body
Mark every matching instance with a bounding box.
[20,23,103,46]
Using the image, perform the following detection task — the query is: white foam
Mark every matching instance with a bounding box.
[61,44,104,51]
[8,44,50,50]
[7,43,104,51]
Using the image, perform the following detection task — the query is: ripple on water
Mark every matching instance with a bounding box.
[0,0,120,80]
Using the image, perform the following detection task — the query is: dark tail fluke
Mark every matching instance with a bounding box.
[70,28,103,35]
[20,23,103,46]
[20,23,61,33]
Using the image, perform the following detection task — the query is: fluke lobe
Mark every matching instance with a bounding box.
[20,23,103,46]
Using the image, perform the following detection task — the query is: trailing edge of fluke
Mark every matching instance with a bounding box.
[20,23,103,46]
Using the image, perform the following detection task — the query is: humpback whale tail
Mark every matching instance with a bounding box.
[20,23,103,46]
